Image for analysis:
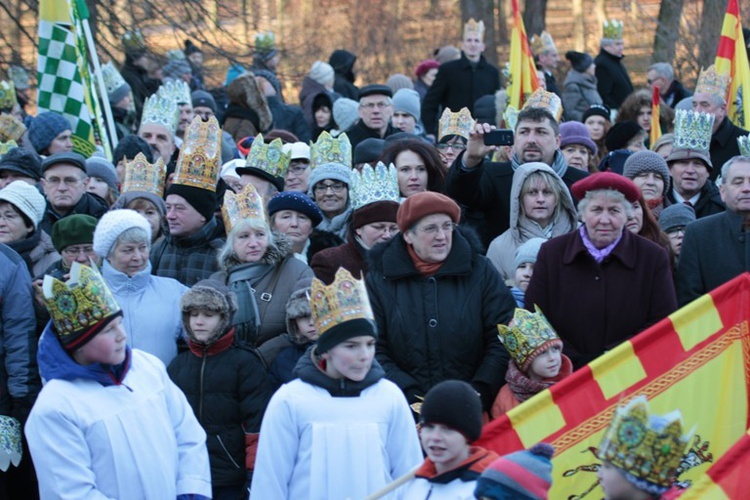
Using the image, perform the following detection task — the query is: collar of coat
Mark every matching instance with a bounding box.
[414,447,499,483]
[562,228,641,269]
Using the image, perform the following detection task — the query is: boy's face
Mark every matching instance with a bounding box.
[528,345,562,381]
[514,262,534,291]
[295,316,318,341]
[322,335,375,381]
[189,310,222,343]
[419,422,470,473]
[597,461,642,500]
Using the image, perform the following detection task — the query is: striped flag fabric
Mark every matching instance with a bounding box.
[476,273,750,498]
[650,85,662,148]
[680,429,750,499]
[715,0,750,128]
[507,0,540,113]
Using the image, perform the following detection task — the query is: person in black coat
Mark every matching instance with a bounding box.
[345,85,399,149]
[594,33,633,111]
[329,49,359,101]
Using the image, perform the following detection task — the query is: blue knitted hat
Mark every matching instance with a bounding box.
[474,443,555,500]
[268,191,323,227]
[28,112,71,154]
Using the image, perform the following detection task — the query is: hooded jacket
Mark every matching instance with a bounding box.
[329,50,359,100]
[562,69,603,122]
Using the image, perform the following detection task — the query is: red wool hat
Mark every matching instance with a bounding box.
[396,192,461,233]
[571,172,640,203]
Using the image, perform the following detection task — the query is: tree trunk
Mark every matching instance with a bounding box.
[698,0,729,69]
[461,0,497,67]
[523,0,548,38]
[652,0,685,63]
[571,0,585,51]
[496,0,508,45]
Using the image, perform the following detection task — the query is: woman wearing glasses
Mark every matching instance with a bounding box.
[307,163,352,241]
[436,108,473,170]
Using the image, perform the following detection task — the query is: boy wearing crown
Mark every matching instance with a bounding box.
[251,268,422,499]
[25,263,211,498]
[492,307,572,418]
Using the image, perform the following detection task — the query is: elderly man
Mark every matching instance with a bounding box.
[647,63,692,109]
[676,156,750,305]
[594,20,633,111]
[345,84,398,149]
[366,192,514,413]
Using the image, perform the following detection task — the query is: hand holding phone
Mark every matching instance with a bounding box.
[483,129,514,146]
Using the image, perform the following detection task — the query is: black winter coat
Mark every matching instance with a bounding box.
[594,49,634,110]
[365,227,515,411]
[329,50,359,100]
[39,192,108,236]
[345,119,399,150]
[709,116,749,182]
[665,180,725,220]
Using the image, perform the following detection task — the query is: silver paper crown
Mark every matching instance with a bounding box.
[673,110,714,152]
[738,135,750,157]
[140,93,179,133]
[158,80,191,106]
[101,62,127,98]
[350,162,400,210]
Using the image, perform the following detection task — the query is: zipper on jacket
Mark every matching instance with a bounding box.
[216,434,241,469]
[198,347,207,421]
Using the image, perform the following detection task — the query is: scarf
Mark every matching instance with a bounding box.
[227,262,273,344]
[407,244,443,276]
[579,225,622,263]
[506,355,572,402]
[511,150,568,179]
[8,231,40,274]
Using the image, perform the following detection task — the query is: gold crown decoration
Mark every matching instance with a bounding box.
[121,29,147,52]
[672,110,714,152]
[0,140,19,156]
[222,182,266,232]
[439,107,475,141]
[172,116,222,192]
[101,63,128,98]
[310,131,352,168]
[311,268,375,337]
[246,134,291,177]
[695,65,731,100]
[464,18,485,41]
[738,134,750,157]
[497,306,561,370]
[530,31,557,55]
[0,81,17,110]
[121,152,166,197]
[602,19,624,40]
[0,415,23,471]
[158,79,192,106]
[140,93,179,133]
[42,262,122,341]
[0,114,25,143]
[350,162,400,210]
[598,396,692,491]
[523,88,564,122]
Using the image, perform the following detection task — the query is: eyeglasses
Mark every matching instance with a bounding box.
[437,143,466,152]
[314,181,346,193]
[62,245,95,256]
[287,165,309,175]
[0,211,21,223]
[360,101,391,110]
[45,176,83,187]
[667,228,685,238]
[415,222,456,236]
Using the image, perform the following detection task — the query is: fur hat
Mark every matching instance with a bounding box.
[420,380,483,442]
[392,88,421,121]
[86,156,119,193]
[333,98,359,133]
[474,443,555,499]
[0,147,42,181]
[559,121,597,156]
[0,180,46,229]
[181,279,238,344]
[352,200,399,229]
[623,150,670,186]
[93,209,151,258]
[309,61,335,87]
[28,112,71,154]
[659,203,696,233]
[396,192,461,233]
[565,51,594,73]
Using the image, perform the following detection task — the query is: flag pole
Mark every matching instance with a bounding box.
[81,19,118,152]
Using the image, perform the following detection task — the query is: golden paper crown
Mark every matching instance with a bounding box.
[695,65,731,100]
[0,81,16,110]
[0,140,18,156]
[222,182,266,232]
[530,31,556,55]
[311,268,374,336]
[173,116,222,192]
[350,162,400,210]
[140,93,179,133]
[464,18,485,41]
[602,19,624,40]
[738,134,750,156]
[439,107,474,141]
[121,152,166,197]
[497,306,561,370]
[672,110,714,152]
[42,263,121,341]
[523,88,564,122]
[598,396,692,489]
[101,62,128,99]
[246,134,291,177]
[311,131,352,168]
[0,114,25,143]
[158,79,192,106]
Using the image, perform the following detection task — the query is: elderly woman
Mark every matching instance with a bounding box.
[0,180,58,277]
[622,150,671,218]
[525,173,677,368]
[268,191,324,263]
[486,163,577,284]
[94,209,187,366]
[559,122,598,172]
[213,184,313,347]
[380,139,445,198]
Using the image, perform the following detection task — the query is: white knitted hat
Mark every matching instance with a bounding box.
[93,209,152,257]
[0,180,46,229]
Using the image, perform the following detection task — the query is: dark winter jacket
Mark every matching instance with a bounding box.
[298,77,336,129]
[310,237,367,285]
[265,95,311,143]
[120,57,161,123]
[39,192,109,236]
[257,334,312,386]
[662,79,692,108]
[345,119,399,150]
[594,49,634,110]
[665,180,725,220]
[709,116,749,182]
[365,227,515,411]
[329,50,359,101]
[422,53,501,136]
[543,71,561,97]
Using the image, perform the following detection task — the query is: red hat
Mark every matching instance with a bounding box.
[396,192,461,233]
[415,59,440,78]
[571,172,640,203]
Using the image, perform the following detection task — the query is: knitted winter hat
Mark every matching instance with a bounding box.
[0,147,42,181]
[51,214,97,252]
[605,121,643,152]
[353,138,385,166]
[86,156,119,193]
[309,61,335,86]
[581,104,610,123]
[308,163,351,196]
[113,135,153,167]
[420,380,483,442]
[191,90,217,113]
[559,121,597,156]
[392,88,421,121]
[166,184,217,221]
[0,180,46,229]
[565,50,594,73]
[162,60,192,82]
[93,209,151,258]
[658,203,696,233]
[473,94,498,125]
[268,191,324,226]
[28,112,71,154]
[623,150,670,186]
[396,191,460,233]
[514,237,546,269]
[415,59,440,78]
[181,279,238,344]
[386,73,414,93]
[474,443,555,500]
[333,98,359,133]
[352,200,399,229]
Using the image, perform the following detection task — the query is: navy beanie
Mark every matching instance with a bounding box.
[268,191,324,226]
[28,112,71,154]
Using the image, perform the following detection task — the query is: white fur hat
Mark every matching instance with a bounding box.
[93,209,151,257]
[0,180,46,229]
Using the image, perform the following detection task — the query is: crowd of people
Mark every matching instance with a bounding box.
[0,13,748,500]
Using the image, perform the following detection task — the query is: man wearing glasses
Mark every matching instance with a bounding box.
[345,84,398,149]
[38,152,108,235]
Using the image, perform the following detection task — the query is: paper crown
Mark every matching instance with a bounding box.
[222,182,266,232]
[311,267,374,337]
[523,88,564,122]
[246,134,291,177]
[530,31,556,55]
[0,81,16,110]
[497,307,561,371]
[602,19,624,39]
[311,131,352,168]
[464,18,485,41]
[42,262,122,342]
[158,79,192,106]
[140,93,179,133]
[101,63,127,98]
[255,31,277,52]
[0,114,25,143]
[672,110,714,152]
[121,152,166,197]
[0,416,22,472]
[0,140,18,155]
[172,116,222,192]
[350,162,400,210]
[598,396,692,490]
[738,134,750,157]
[695,65,731,100]
[166,49,186,61]
[439,107,474,141]
[121,29,146,52]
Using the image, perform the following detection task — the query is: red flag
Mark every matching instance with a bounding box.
[715,0,750,127]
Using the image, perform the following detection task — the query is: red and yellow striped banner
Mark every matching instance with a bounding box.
[715,0,750,128]
[477,273,750,498]
[507,0,540,112]
[681,428,750,499]
[650,85,662,148]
